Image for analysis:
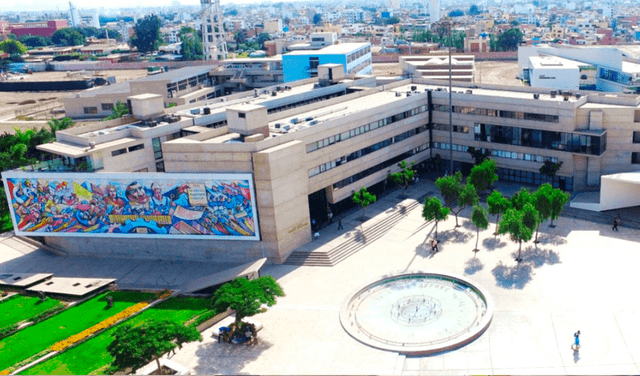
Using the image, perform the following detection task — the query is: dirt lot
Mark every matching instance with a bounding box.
[374,61,521,86]
[0,69,148,133]
[373,63,402,77]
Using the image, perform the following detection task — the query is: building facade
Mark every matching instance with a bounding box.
[282,43,372,82]
[7,71,640,265]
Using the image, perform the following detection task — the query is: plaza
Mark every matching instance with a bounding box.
[128,178,640,375]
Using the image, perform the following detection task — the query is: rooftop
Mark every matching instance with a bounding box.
[285,42,369,56]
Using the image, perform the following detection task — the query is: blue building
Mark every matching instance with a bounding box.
[282,43,372,82]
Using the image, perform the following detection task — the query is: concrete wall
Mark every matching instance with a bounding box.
[598,175,640,211]
[530,66,579,90]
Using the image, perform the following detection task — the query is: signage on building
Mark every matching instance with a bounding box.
[3,172,260,240]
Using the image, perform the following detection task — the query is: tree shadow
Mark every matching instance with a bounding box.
[491,262,534,290]
[464,257,483,275]
[537,234,568,246]
[192,337,272,374]
[461,220,476,231]
[438,229,473,244]
[353,229,367,244]
[482,237,507,251]
[515,246,561,268]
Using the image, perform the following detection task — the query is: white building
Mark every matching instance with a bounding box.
[429,0,441,24]
[92,9,100,29]
[69,2,80,28]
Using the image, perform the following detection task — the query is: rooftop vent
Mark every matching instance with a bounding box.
[395,92,402,97]
[275,123,281,128]
[550,90,557,98]
[533,93,540,99]
[411,85,417,91]
[271,91,277,97]
[576,93,582,99]
[466,90,473,94]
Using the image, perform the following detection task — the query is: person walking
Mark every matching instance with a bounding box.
[431,239,439,253]
[573,330,581,350]
[612,217,619,231]
[337,217,343,230]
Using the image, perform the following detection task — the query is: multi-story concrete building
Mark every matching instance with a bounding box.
[282,43,372,82]
[6,67,640,266]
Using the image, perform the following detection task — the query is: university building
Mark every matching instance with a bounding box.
[5,65,640,265]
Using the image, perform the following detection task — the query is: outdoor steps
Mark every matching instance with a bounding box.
[285,199,424,267]
[561,207,640,229]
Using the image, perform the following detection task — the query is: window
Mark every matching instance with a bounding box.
[111,148,127,157]
[633,131,640,144]
[238,112,246,118]
[101,103,114,111]
[83,107,98,115]
[309,57,320,70]
[633,152,640,164]
[156,161,165,172]
[128,144,145,152]
[152,138,163,160]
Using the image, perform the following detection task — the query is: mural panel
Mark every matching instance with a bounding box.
[3,172,260,240]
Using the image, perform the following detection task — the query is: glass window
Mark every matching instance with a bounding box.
[128,144,145,152]
[155,161,165,172]
[111,148,127,157]
[152,138,162,160]
[83,107,98,115]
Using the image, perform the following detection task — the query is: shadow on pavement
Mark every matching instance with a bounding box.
[491,262,534,290]
[464,257,484,275]
[516,246,561,267]
[439,229,473,244]
[193,338,272,374]
[482,237,507,251]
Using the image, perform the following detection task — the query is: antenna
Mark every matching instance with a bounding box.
[200,0,228,62]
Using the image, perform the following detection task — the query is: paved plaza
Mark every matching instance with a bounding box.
[1,178,640,374]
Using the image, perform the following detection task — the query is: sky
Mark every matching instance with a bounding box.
[0,0,266,12]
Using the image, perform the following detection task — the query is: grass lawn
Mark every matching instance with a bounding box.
[21,297,212,375]
[0,291,154,370]
[0,295,62,330]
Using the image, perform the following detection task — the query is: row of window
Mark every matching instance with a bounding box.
[306,105,429,153]
[268,92,346,115]
[432,142,559,164]
[346,46,371,63]
[166,73,210,95]
[332,143,429,190]
[111,143,144,157]
[474,123,606,156]
[431,105,560,123]
[309,125,428,178]
[496,167,573,191]
[347,58,372,74]
[432,124,470,134]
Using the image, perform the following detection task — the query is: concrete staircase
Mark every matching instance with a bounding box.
[285,199,424,267]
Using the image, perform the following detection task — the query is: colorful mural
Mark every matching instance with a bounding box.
[3,173,259,240]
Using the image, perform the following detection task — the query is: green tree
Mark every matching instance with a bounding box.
[489,33,499,51]
[257,33,272,49]
[352,187,377,222]
[178,27,203,61]
[435,171,463,209]
[532,183,553,244]
[96,28,121,40]
[510,187,533,211]
[422,197,449,239]
[388,160,415,198]
[211,276,284,328]
[102,101,129,121]
[470,204,489,254]
[548,188,570,228]
[468,159,498,196]
[47,117,74,133]
[499,203,538,262]
[539,160,563,183]
[131,15,162,53]
[313,14,322,25]
[487,190,510,237]
[467,146,490,165]
[51,28,85,46]
[497,28,523,51]
[234,31,246,45]
[0,40,28,55]
[18,35,50,49]
[384,16,400,25]
[454,183,479,228]
[108,319,202,374]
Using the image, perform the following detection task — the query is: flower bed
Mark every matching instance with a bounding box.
[0,291,153,372]
[21,297,213,375]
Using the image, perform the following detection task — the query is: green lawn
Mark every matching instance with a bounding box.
[0,295,62,331]
[21,297,212,375]
[0,291,153,370]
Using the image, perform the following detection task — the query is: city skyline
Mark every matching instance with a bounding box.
[0,0,282,13]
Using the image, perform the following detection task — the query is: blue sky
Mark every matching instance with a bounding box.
[0,0,259,12]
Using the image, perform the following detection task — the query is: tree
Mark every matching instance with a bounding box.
[453,183,479,228]
[468,4,481,15]
[532,183,553,244]
[19,35,50,49]
[435,171,463,209]
[499,204,538,262]
[48,117,74,133]
[103,101,129,121]
[234,32,246,45]
[313,14,322,25]
[384,16,400,25]
[108,319,202,374]
[539,160,563,183]
[51,28,85,46]
[131,15,162,53]
[510,187,533,211]
[352,187,377,222]
[470,205,489,254]
[422,197,449,239]
[257,33,272,49]
[178,27,203,61]
[497,28,523,51]
[487,190,510,237]
[388,160,415,198]
[96,28,121,40]
[548,188,570,228]
[0,40,27,55]
[468,159,498,196]
[467,146,490,165]
[211,276,284,329]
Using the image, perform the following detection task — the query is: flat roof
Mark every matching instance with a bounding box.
[130,65,215,83]
[0,273,52,288]
[285,43,369,56]
[27,277,116,297]
[530,55,589,69]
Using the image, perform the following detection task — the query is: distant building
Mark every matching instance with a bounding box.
[400,55,475,82]
[430,0,441,24]
[264,19,282,34]
[7,20,68,38]
[69,2,80,28]
[282,43,372,82]
[464,36,490,53]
